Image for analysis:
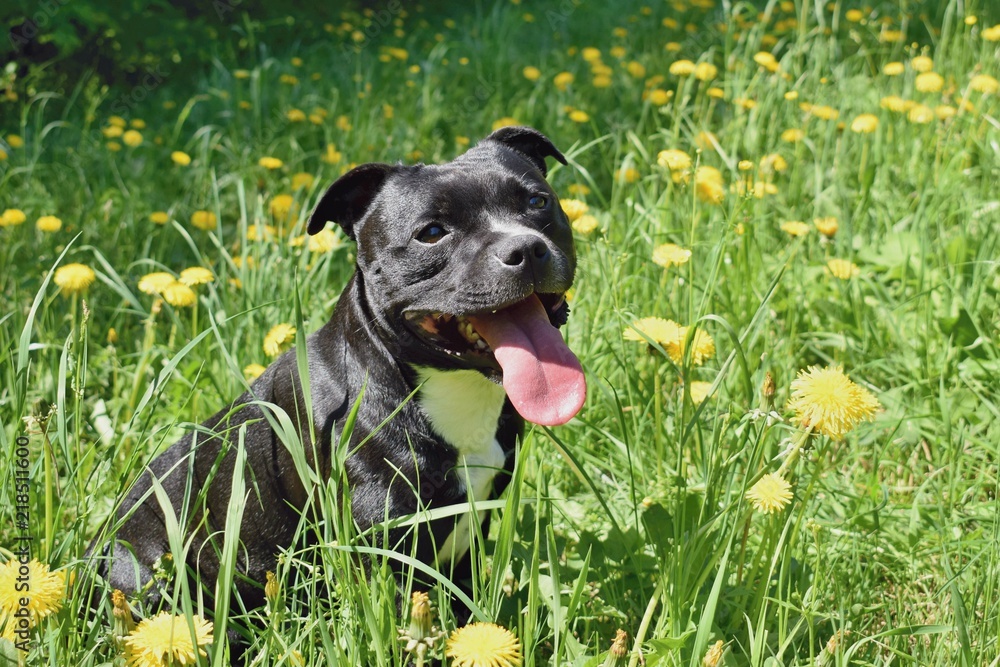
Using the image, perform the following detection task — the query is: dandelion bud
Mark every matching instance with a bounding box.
[111,589,136,636]
[107,327,118,345]
[265,571,280,607]
[602,629,629,666]
[408,591,432,639]
[702,639,725,667]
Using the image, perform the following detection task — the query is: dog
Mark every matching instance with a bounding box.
[89,126,586,622]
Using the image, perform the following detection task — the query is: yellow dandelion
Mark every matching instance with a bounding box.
[522,66,541,81]
[844,8,864,22]
[669,59,696,76]
[880,95,913,113]
[752,51,779,72]
[624,317,683,345]
[626,61,646,79]
[163,281,196,308]
[54,263,96,295]
[879,29,905,43]
[322,143,342,164]
[560,199,589,222]
[702,639,725,667]
[647,88,671,105]
[688,381,713,405]
[572,214,599,235]
[191,210,218,230]
[171,151,192,166]
[706,86,725,99]
[103,125,124,139]
[908,104,934,124]
[935,105,957,120]
[122,130,143,147]
[243,364,266,381]
[286,108,306,123]
[553,71,574,91]
[810,105,839,120]
[882,62,904,76]
[780,128,804,143]
[568,109,590,123]
[138,272,175,295]
[6,134,24,148]
[124,612,213,667]
[567,183,591,196]
[247,224,277,242]
[745,473,793,514]
[970,74,999,94]
[617,167,640,183]
[446,622,522,667]
[0,559,65,621]
[675,326,715,365]
[652,243,692,268]
[915,71,944,93]
[850,113,878,134]
[694,62,718,81]
[826,259,859,280]
[787,365,881,439]
[780,221,809,237]
[149,211,170,224]
[694,166,725,204]
[108,115,127,128]
[291,172,315,190]
[759,154,787,173]
[179,267,214,287]
[813,216,838,237]
[308,228,341,253]
[657,149,691,172]
[983,24,1000,41]
[258,156,284,170]
[1,208,27,226]
[492,117,519,131]
[269,194,298,222]
[234,69,251,79]
[264,323,297,357]
[910,55,933,72]
[36,215,62,233]
[694,131,718,151]
[737,160,753,172]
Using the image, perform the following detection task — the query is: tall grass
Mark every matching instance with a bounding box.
[1,0,999,664]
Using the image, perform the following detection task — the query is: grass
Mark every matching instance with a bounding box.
[1,0,999,664]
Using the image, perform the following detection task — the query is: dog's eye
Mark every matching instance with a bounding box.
[416,224,448,244]
[528,194,548,209]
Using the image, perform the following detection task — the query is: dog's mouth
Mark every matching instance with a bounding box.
[403,293,585,425]
[404,293,568,358]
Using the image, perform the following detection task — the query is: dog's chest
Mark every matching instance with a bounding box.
[413,367,507,564]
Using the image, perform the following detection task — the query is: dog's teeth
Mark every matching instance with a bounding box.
[475,339,488,350]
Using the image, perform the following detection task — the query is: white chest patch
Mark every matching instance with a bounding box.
[413,367,508,566]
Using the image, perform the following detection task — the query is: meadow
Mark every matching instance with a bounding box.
[1,0,999,664]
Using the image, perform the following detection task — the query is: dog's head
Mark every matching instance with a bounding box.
[307,127,585,425]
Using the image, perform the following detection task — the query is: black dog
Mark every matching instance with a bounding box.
[90,126,586,621]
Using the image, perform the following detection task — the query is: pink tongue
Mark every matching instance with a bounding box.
[468,295,586,426]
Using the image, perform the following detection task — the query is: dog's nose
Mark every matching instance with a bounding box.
[497,235,551,274]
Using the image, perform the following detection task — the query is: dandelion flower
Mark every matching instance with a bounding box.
[669,60,696,76]
[492,117,519,131]
[626,61,646,79]
[780,221,809,237]
[647,88,671,105]
[688,381,712,405]
[970,74,999,94]
[572,214,599,235]
[258,156,284,170]
[171,151,192,166]
[826,259,859,279]
[694,166,725,204]
[657,149,691,172]
[910,55,933,72]
[652,243,692,268]
[179,267,214,286]
[702,640,725,667]
[243,364,266,381]
[787,365,881,439]
[163,281,197,308]
[138,272,175,295]
[752,51,779,72]
[286,108,306,123]
[54,264,96,295]
[308,228,341,253]
[191,210,217,230]
[1,208,27,226]
[103,125,124,139]
[124,611,213,667]
[269,194,297,222]
[291,172,315,190]
[983,24,1000,41]
[522,66,541,81]
[553,71,574,91]
[264,323,297,357]
[850,114,878,134]
[746,473,792,513]
[123,130,143,147]
[908,104,934,124]
[780,128,804,143]
[322,144,342,164]
[617,167,640,183]
[813,216,838,237]
[759,154,787,173]
[36,215,62,233]
[6,134,24,148]
[810,105,839,120]
[149,211,170,224]
[882,62,904,76]
[0,559,65,621]
[560,199,589,222]
[676,327,715,365]
[568,109,590,123]
[623,317,683,345]
[694,62,718,81]
[446,622,522,667]
[915,71,944,93]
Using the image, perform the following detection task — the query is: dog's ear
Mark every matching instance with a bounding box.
[484,126,567,177]
[307,163,397,237]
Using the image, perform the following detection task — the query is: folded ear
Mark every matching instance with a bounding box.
[307,163,397,237]
[483,126,567,177]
